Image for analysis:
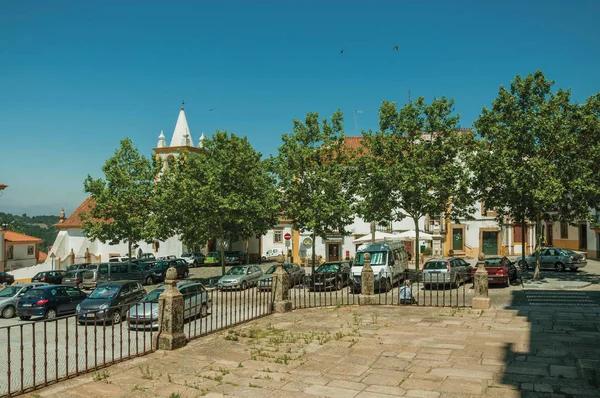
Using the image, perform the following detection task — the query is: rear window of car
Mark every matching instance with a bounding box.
[425,261,448,270]
[65,271,78,278]
[484,258,502,266]
[22,289,46,299]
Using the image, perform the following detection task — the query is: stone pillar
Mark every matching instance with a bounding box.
[360,252,377,305]
[272,256,292,313]
[472,252,491,309]
[153,268,187,350]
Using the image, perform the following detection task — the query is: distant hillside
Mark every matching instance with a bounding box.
[0,212,60,252]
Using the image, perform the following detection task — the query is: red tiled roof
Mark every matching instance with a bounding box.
[342,136,364,150]
[4,231,42,243]
[38,252,48,262]
[55,197,95,229]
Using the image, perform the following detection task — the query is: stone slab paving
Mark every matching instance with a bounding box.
[26,304,600,398]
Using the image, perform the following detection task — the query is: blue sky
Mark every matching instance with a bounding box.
[1,0,599,216]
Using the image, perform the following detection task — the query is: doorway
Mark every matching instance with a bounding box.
[452,228,463,251]
[546,224,553,246]
[327,243,340,261]
[482,231,499,255]
[579,224,587,250]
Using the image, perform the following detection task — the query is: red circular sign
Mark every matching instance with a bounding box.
[284,232,292,241]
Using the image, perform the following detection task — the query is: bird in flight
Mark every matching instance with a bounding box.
[394,45,399,51]
[208,109,214,112]
[340,49,344,54]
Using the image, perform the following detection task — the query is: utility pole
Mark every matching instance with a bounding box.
[353,110,363,135]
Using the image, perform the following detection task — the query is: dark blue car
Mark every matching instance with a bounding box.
[16,285,87,321]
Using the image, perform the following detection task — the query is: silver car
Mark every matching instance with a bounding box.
[520,248,587,272]
[217,265,264,290]
[0,283,48,318]
[127,282,210,330]
[422,257,473,288]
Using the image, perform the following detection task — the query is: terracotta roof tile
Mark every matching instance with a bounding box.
[4,231,43,243]
[38,252,48,262]
[56,197,95,229]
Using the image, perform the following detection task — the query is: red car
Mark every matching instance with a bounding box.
[471,256,514,287]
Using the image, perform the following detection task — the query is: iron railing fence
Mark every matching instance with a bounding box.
[0,302,155,397]
[290,269,471,310]
[181,280,276,341]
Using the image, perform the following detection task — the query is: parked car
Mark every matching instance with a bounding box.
[261,248,285,261]
[108,256,138,263]
[66,263,90,272]
[127,282,210,330]
[62,270,87,289]
[471,256,519,287]
[225,251,246,266]
[137,260,158,271]
[154,259,189,279]
[181,252,205,267]
[138,253,156,262]
[350,241,409,292]
[307,261,351,291]
[422,257,473,289]
[157,255,177,261]
[16,285,88,320]
[204,252,222,266]
[257,263,305,291]
[0,271,15,285]
[81,262,146,290]
[76,281,146,325]
[0,283,48,318]
[520,248,587,272]
[31,270,67,285]
[81,263,109,290]
[217,265,264,290]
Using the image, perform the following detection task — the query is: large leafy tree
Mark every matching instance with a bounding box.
[81,138,157,258]
[273,111,355,272]
[355,97,475,270]
[472,70,600,279]
[153,131,279,275]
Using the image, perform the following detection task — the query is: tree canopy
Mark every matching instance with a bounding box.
[273,111,354,271]
[152,131,279,275]
[81,138,157,258]
[472,70,600,279]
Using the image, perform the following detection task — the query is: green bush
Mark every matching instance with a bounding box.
[423,247,432,256]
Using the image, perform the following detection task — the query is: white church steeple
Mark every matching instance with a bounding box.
[157,130,166,148]
[198,132,206,148]
[170,101,193,147]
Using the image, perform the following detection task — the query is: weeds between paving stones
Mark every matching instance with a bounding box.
[132,385,148,392]
[168,392,180,398]
[92,370,110,383]
[139,364,153,380]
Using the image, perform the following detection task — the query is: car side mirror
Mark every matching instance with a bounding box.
[18,293,24,297]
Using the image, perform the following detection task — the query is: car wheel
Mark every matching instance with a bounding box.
[193,261,198,268]
[555,262,566,272]
[45,308,57,320]
[112,310,121,324]
[504,277,510,288]
[200,304,208,318]
[453,277,460,289]
[518,260,528,270]
[19,315,31,321]
[385,278,392,292]
[2,305,15,319]
[241,281,248,290]
[183,270,189,279]
[145,277,153,286]
[335,278,342,290]
[77,282,84,290]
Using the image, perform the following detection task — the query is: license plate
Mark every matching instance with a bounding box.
[22,303,32,307]
[488,277,493,281]
[84,313,94,318]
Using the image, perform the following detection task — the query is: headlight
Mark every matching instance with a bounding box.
[76,304,81,313]
[99,303,109,310]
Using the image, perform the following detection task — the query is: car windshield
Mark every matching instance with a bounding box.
[65,271,78,278]
[354,252,387,266]
[89,285,120,299]
[207,252,219,258]
[425,261,448,270]
[142,289,164,302]
[559,249,575,256]
[226,267,246,275]
[0,287,20,297]
[316,264,339,273]
[22,289,46,299]
[33,273,45,279]
[484,258,503,266]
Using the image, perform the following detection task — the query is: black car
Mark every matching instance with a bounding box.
[152,259,189,279]
[66,263,90,272]
[16,285,87,320]
[142,265,166,285]
[257,263,306,291]
[225,251,246,266]
[307,261,351,291]
[138,260,158,271]
[0,271,15,285]
[31,270,67,285]
[76,281,146,325]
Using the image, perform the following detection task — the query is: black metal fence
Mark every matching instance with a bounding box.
[182,281,276,341]
[0,302,155,397]
[290,270,471,309]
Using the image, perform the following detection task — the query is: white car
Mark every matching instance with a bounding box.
[262,248,285,261]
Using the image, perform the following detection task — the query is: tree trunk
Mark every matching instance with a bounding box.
[533,211,542,280]
[370,220,376,243]
[128,241,132,261]
[245,238,249,264]
[413,217,420,272]
[311,231,317,275]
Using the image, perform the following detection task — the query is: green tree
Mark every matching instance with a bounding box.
[153,132,279,275]
[355,97,475,270]
[273,111,355,272]
[81,138,157,259]
[472,71,600,279]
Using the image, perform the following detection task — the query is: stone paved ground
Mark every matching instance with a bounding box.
[27,304,600,398]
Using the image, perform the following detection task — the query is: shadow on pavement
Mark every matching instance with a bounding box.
[501,289,600,397]
[520,268,600,286]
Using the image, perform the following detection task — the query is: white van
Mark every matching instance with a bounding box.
[350,241,408,292]
[262,248,285,261]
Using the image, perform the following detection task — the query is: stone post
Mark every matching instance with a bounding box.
[360,252,377,305]
[153,267,187,350]
[472,252,491,309]
[272,256,292,313]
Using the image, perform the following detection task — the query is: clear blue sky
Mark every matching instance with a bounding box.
[1,0,599,216]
